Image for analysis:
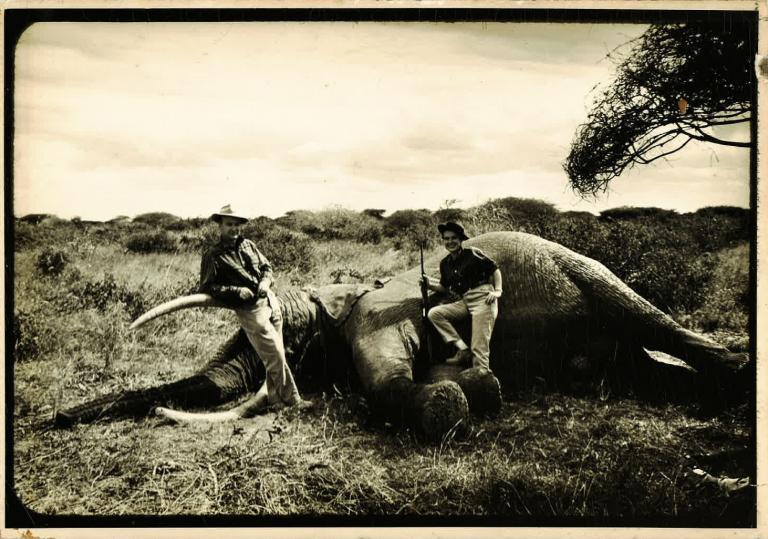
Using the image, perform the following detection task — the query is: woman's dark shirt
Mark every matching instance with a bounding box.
[439,247,498,296]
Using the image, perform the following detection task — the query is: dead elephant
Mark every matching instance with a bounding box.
[54,231,749,438]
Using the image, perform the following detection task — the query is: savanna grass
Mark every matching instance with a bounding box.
[11,214,753,521]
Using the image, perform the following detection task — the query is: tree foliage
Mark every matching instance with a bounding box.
[564,24,752,195]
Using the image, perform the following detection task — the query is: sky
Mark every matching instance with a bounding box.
[13,22,751,221]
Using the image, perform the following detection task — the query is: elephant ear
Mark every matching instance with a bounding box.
[306,284,374,327]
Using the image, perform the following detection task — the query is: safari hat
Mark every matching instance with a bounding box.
[437,221,469,241]
[210,204,249,224]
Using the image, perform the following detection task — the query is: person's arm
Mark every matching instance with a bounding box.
[242,240,274,297]
[423,275,447,294]
[422,258,448,294]
[199,250,254,303]
[485,268,503,304]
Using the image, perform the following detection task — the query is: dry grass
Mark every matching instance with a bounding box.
[10,233,755,524]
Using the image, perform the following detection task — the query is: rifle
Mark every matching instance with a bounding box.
[419,240,433,361]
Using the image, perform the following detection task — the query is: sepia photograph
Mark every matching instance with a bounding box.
[4,4,760,535]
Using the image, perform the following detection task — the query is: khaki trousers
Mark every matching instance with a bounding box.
[235,293,301,405]
[427,284,498,370]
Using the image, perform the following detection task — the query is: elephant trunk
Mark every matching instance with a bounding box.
[54,374,222,428]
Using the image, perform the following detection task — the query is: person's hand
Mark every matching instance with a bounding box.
[256,280,270,298]
[238,287,255,302]
[485,289,502,304]
[421,274,433,290]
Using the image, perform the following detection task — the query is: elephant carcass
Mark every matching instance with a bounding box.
[54,232,749,437]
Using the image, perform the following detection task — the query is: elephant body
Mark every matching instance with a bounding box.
[55,232,748,436]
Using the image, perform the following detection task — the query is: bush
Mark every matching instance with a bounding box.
[277,207,383,244]
[684,206,751,252]
[433,207,468,224]
[176,224,219,254]
[627,249,716,313]
[682,243,750,332]
[384,209,435,237]
[35,249,70,276]
[61,273,150,319]
[125,230,178,254]
[251,227,316,274]
[467,197,558,236]
[132,212,182,229]
[598,206,680,222]
[540,213,605,254]
[14,219,78,251]
[13,308,44,361]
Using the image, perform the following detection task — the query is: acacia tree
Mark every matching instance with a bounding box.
[564,24,752,195]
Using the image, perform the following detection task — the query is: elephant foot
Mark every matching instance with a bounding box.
[412,381,469,441]
[424,365,502,417]
[455,368,502,416]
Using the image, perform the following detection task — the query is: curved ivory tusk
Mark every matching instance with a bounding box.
[155,406,242,423]
[130,293,228,330]
[154,391,270,424]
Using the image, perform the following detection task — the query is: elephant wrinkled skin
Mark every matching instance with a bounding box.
[54,232,749,438]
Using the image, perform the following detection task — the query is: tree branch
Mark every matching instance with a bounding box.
[683,126,751,147]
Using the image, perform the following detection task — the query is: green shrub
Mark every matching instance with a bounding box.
[384,209,436,250]
[13,308,43,361]
[252,227,316,273]
[598,206,680,222]
[682,243,750,332]
[176,224,219,254]
[14,219,77,251]
[467,197,558,236]
[132,212,182,229]
[542,215,719,314]
[62,273,151,319]
[125,230,178,254]
[35,249,70,276]
[277,207,383,244]
[384,209,435,237]
[627,249,716,312]
[433,207,468,224]
[164,217,208,231]
[684,206,750,252]
[540,213,605,254]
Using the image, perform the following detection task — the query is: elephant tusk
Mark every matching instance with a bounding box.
[130,293,228,330]
[154,390,270,423]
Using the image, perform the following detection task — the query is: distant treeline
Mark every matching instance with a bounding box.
[15,197,751,322]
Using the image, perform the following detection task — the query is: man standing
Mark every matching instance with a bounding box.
[422,222,502,371]
[200,204,309,410]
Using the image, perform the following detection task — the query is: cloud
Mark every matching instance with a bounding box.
[13,21,748,220]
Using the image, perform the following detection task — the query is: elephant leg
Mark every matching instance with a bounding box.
[352,330,469,440]
[424,365,502,416]
[371,376,469,440]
